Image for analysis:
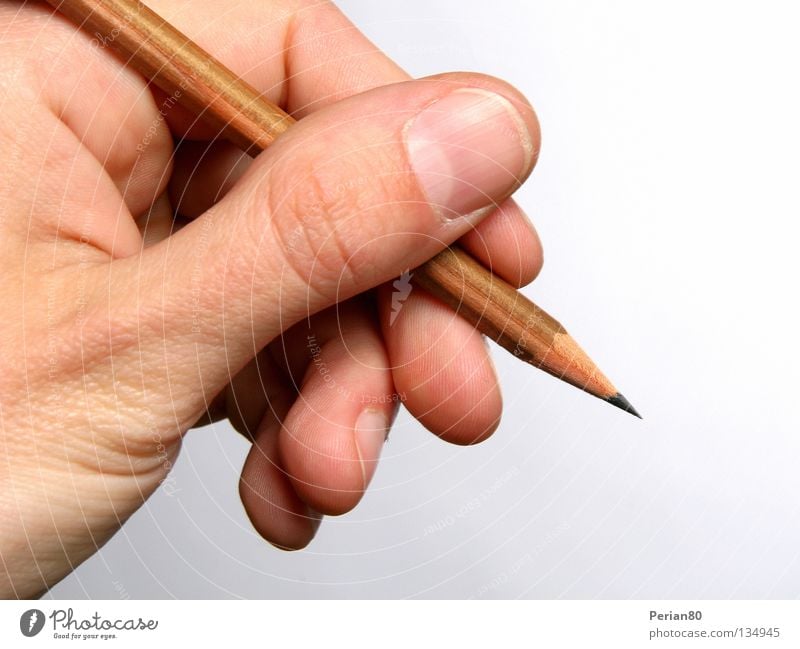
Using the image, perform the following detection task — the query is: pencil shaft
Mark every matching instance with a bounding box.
[47,0,294,152]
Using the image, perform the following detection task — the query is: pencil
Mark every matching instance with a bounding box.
[45,0,641,418]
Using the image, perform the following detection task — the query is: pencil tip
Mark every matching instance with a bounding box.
[607,393,642,419]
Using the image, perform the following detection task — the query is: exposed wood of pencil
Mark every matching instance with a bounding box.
[413,248,640,417]
[46,0,639,417]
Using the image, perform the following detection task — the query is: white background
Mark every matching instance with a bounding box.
[49,0,800,599]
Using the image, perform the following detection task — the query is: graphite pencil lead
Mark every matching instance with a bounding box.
[606,393,642,419]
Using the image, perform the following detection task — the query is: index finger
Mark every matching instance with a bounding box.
[145,0,407,138]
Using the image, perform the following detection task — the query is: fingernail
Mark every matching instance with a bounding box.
[405,88,534,220]
[354,408,388,489]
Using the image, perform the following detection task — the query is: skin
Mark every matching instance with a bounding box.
[0,0,543,598]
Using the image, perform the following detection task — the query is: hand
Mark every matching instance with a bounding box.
[0,0,541,598]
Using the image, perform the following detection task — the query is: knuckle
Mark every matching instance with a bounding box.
[264,154,372,293]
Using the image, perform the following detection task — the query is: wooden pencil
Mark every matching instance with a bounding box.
[45,0,640,418]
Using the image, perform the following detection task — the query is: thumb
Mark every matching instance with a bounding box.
[116,74,538,413]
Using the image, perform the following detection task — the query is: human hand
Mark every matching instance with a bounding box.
[0,0,541,598]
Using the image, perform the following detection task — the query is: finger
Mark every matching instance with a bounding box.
[374,198,542,445]
[379,282,502,445]
[13,2,174,248]
[221,298,382,440]
[168,151,542,288]
[224,318,326,552]
[277,304,397,516]
[144,0,406,139]
[459,199,544,287]
[214,299,397,541]
[104,74,539,428]
[239,391,322,551]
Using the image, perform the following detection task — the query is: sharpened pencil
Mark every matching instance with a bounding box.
[45,0,640,418]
